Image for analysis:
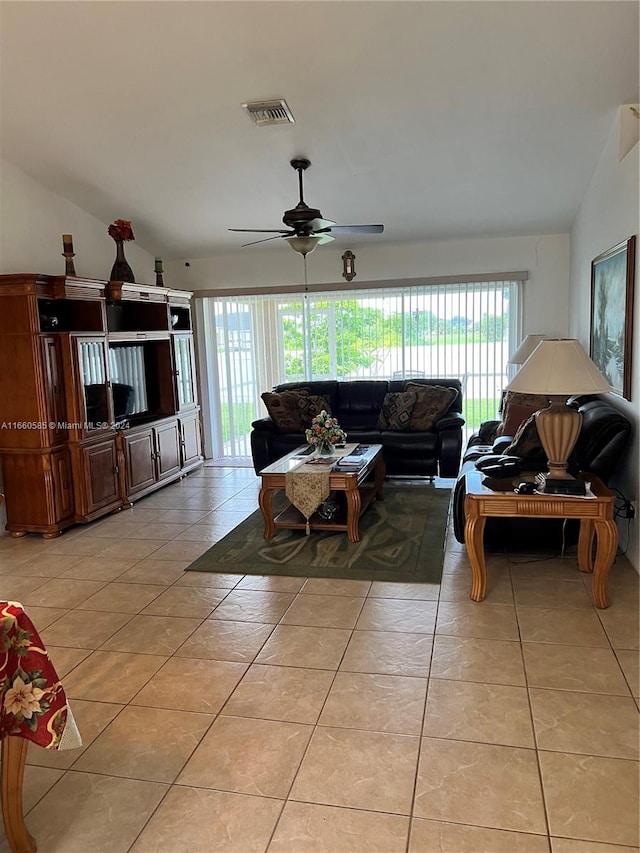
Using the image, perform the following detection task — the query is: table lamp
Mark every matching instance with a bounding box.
[505,338,610,491]
[508,334,547,367]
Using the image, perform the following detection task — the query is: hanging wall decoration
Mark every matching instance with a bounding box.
[342,250,356,282]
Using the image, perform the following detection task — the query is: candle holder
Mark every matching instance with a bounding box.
[62,234,77,277]
[154,256,165,287]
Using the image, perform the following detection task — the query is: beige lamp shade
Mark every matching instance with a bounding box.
[508,334,547,366]
[505,339,610,480]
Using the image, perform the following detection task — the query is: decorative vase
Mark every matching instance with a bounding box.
[315,439,335,458]
[110,240,135,283]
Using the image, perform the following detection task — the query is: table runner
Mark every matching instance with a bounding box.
[285,443,357,534]
[0,601,81,750]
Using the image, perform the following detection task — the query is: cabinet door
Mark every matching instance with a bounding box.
[154,420,181,481]
[173,334,197,410]
[41,335,67,444]
[78,438,121,515]
[51,448,74,521]
[123,429,156,495]
[73,336,114,437]
[179,411,202,469]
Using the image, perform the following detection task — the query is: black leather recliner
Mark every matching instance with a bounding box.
[452,395,633,550]
[250,378,465,478]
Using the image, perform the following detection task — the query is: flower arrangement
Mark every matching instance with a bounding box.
[305,410,346,452]
[108,219,135,242]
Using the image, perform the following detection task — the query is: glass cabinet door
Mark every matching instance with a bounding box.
[173,334,196,409]
[76,337,113,432]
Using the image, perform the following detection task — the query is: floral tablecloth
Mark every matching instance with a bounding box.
[0,602,81,750]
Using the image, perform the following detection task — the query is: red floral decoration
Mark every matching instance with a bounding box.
[108,219,135,242]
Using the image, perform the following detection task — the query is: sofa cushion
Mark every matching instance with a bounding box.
[497,391,550,437]
[377,391,417,431]
[407,383,458,430]
[504,413,545,459]
[261,390,307,432]
[297,394,332,426]
[337,381,389,430]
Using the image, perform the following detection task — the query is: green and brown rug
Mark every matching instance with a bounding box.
[186,484,451,584]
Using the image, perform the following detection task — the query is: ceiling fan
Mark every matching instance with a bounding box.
[229,158,384,255]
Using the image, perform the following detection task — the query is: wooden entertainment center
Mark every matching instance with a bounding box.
[0,274,203,537]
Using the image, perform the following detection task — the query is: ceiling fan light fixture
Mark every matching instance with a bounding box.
[286,235,321,256]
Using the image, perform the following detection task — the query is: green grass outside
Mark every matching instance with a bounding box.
[462,398,500,431]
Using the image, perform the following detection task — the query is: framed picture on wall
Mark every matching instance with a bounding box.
[590,235,636,400]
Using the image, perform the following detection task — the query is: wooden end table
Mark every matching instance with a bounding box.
[463,470,618,608]
[258,444,385,543]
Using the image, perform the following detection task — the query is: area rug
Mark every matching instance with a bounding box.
[185,484,452,584]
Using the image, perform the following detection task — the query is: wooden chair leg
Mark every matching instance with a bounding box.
[1,738,36,853]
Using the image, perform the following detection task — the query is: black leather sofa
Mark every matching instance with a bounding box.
[452,395,632,550]
[250,378,464,477]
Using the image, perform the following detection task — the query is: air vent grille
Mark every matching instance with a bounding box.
[242,99,295,126]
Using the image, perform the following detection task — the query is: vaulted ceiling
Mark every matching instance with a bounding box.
[1,1,638,259]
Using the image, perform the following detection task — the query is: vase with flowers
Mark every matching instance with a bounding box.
[108,219,136,283]
[305,410,346,457]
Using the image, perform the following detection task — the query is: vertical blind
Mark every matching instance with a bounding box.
[203,279,522,459]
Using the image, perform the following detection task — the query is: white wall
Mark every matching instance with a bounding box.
[0,159,156,282]
[570,117,640,571]
[167,232,571,340]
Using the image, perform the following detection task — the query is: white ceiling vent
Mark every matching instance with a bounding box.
[242,99,295,126]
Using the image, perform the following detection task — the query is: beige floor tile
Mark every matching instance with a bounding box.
[0,575,52,601]
[355,598,437,633]
[27,699,124,770]
[436,601,519,640]
[522,643,631,695]
[132,657,247,713]
[222,663,334,724]
[74,705,212,782]
[319,671,427,734]
[280,593,365,629]
[209,589,296,623]
[431,635,525,686]
[617,649,640,698]
[409,819,551,852]
[597,606,640,650]
[517,606,610,646]
[509,554,585,580]
[101,614,201,655]
[59,557,140,581]
[237,574,307,592]
[439,572,515,605]
[255,625,351,669]
[129,786,282,853]
[14,553,86,577]
[19,605,68,632]
[539,751,640,846]
[46,646,92,678]
[340,630,433,677]
[368,581,439,600]
[78,521,147,539]
[115,558,192,585]
[20,577,108,608]
[46,537,107,557]
[133,521,194,539]
[77,582,165,613]
[529,688,639,759]
[63,650,167,702]
[94,539,165,560]
[290,725,419,814]
[141,585,229,617]
[41,609,133,649]
[301,578,371,596]
[551,838,640,853]
[414,737,546,833]
[178,715,312,797]
[23,770,168,853]
[150,540,213,560]
[512,577,593,610]
[269,801,410,852]
[175,618,274,662]
[20,764,65,814]
[156,509,214,523]
[423,678,534,747]
[175,571,244,588]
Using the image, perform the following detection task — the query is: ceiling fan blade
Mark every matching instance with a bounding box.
[240,235,287,247]
[308,218,336,232]
[320,224,385,234]
[229,228,291,234]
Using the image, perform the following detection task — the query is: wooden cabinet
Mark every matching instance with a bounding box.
[0,274,203,536]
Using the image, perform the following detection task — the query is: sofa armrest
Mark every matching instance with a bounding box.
[435,412,466,431]
[435,414,464,477]
[251,416,275,432]
[478,419,502,442]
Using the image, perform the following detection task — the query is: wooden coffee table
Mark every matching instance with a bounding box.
[463,470,618,608]
[258,444,385,543]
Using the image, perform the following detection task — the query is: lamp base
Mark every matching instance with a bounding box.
[536,473,586,496]
[534,401,582,479]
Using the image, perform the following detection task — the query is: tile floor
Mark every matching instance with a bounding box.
[0,466,638,853]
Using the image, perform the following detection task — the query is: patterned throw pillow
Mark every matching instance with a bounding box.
[377,391,417,431]
[504,413,544,459]
[261,390,307,432]
[407,383,458,431]
[297,394,332,426]
[497,391,549,437]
